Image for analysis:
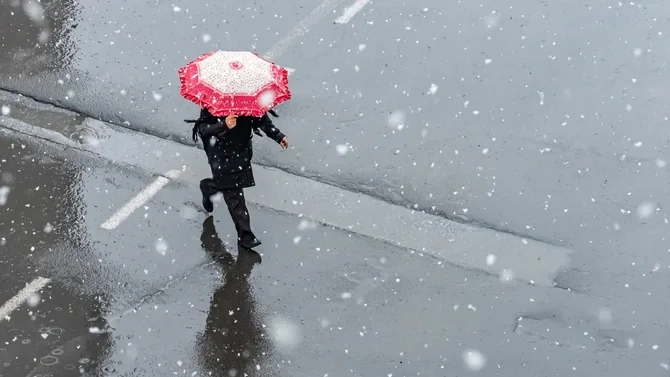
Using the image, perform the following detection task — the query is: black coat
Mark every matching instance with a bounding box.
[193,109,286,189]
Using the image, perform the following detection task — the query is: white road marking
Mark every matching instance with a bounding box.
[100,170,181,230]
[0,277,51,321]
[263,0,348,61]
[334,0,370,24]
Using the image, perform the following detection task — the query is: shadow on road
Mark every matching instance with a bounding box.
[196,216,273,377]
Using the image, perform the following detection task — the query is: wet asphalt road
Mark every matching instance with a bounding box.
[1,117,670,376]
[1,0,670,375]
[3,0,670,249]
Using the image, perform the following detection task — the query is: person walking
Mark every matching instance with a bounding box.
[187,107,288,249]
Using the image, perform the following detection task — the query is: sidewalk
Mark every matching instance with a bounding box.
[0,89,571,287]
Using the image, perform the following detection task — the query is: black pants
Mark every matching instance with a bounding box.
[199,178,257,243]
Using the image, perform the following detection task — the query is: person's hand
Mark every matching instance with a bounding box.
[225,115,238,129]
[279,137,289,149]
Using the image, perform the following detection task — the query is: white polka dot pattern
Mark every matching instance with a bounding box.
[197,51,274,95]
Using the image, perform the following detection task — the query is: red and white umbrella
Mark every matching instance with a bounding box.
[178,51,291,117]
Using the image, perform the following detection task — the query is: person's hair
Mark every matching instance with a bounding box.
[184,108,279,142]
[184,107,220,142]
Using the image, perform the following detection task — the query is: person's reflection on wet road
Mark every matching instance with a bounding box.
[196,216,272,377]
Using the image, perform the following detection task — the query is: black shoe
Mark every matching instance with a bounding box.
[238,237,262,249]
[199,180,214,213]
[202,194,214,213]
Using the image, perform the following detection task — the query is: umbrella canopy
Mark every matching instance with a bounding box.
[178,50,291,117]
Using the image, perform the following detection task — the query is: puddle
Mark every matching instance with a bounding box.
[67,121,107,146]
[0,100,84,135]
[0,98,109,147]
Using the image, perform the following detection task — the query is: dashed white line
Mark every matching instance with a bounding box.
[263,0,348,61]
[334,0,370,24]
[101,170,181,230]
[0,277,51,321]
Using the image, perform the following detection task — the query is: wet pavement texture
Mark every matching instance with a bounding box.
[1,117,670,376]
[1,0,670,375]
[2,0,670,248]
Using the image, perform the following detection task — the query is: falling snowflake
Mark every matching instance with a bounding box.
[152,91,163,101]
[484,13,500,28]
[258,90,276,108]
[637,201,655,220]
[0,186,10,206]
[268,316,302,353]
[155,238,169,255]
[462,349,487,372]
[336,144,349,156]
[387,110,405,129]
[44,223,54,233]
[428,83,438,94]
[485,254,496,266]
[210,192,224,204]
[293,236,302,244]
[1,105,9,116]
[37,30,50,45]
[656,159,667,168]
[173,6,181,12]
[633,47,643,57]
[358,44,366,52]
[22,0,45,24]
[26,293,41,308]
[297,219,317,231]
[499,269,514,282]
[202,34,212,43]
[484,58,492,64]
